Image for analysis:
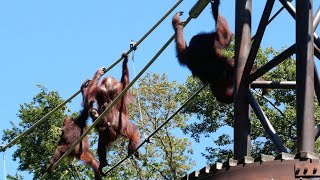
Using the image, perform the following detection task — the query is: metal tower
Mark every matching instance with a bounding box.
[183,0,320,179]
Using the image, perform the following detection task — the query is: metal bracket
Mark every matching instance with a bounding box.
[295,162,320,177]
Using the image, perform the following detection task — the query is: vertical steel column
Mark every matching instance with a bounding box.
[234,0,252,159]
[296,0,315,153]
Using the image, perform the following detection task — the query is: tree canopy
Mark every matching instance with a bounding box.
[2,73,195,179]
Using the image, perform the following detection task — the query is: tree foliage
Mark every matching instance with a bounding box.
[104,73,194,180]
[2,73,194,179]
[2,84,96,179]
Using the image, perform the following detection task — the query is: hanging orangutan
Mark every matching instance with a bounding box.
[172,0,235,103]
[85,53,141,175]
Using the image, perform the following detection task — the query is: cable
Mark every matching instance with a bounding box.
[104,85,205,175]
[130,41,144,123]
[1,0,184,153]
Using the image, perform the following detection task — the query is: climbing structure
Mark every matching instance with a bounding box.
[183,0,320,179]
[1,0,320,179]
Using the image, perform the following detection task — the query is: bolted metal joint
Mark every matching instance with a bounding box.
[295,162,320,177]
[313,167,318,174]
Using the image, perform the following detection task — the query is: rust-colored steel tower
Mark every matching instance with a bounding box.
[183,0,320,179]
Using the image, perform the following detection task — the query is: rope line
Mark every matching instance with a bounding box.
[0,0,183,153]
[105,0,184,72]
[131,48,144,123]
[104,85,205,175]
[1,90,80,152]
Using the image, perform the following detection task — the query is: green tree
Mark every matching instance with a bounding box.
[102,73,194,180]
[2,85,96,179]
[2,73,195,179]
[179,46,320,163]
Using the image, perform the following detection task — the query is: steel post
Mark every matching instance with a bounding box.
[234,0,252,160]
[296,0,315,153]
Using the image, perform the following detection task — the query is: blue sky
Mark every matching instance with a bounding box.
[1,0,320,179]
